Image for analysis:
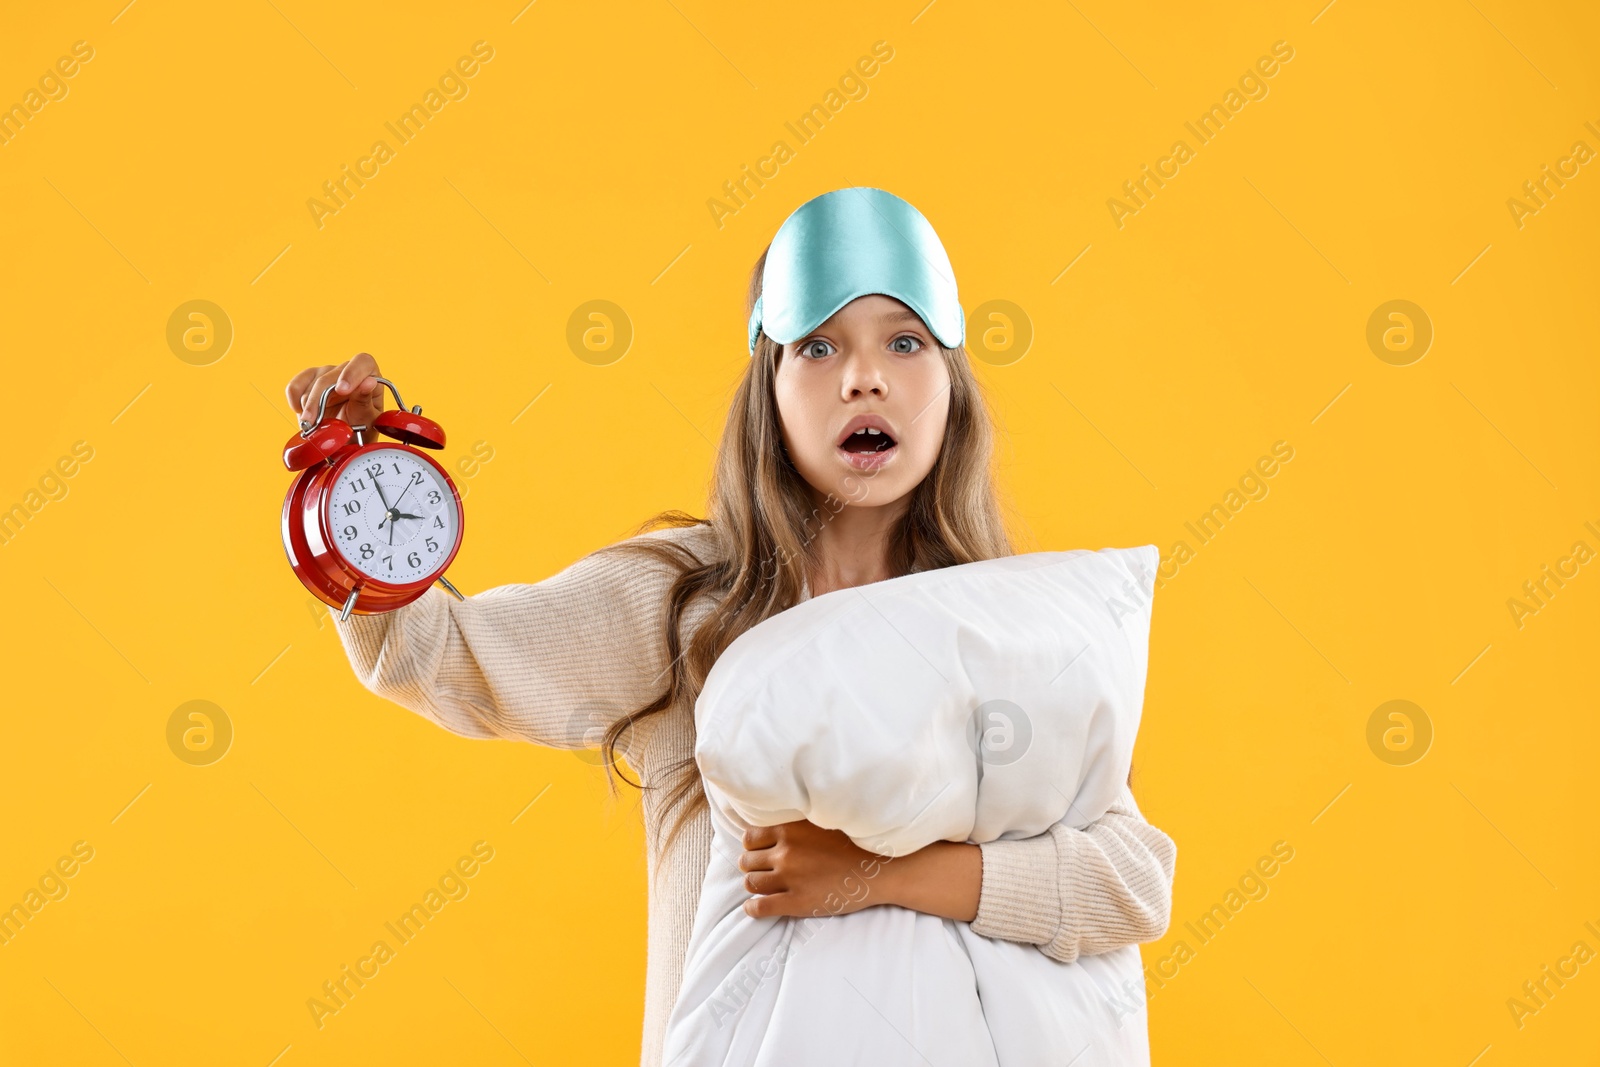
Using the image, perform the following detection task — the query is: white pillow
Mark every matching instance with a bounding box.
[694,544,1159,856]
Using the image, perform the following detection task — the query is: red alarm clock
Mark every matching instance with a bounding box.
[281,376,465,620]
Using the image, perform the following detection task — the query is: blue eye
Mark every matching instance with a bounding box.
[890,335,923,354]
[800,340,833,359]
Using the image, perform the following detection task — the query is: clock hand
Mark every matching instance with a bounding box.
[375,471,413,530]
[377,475,421,531]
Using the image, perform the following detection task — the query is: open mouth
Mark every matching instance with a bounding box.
[839,427,897,454]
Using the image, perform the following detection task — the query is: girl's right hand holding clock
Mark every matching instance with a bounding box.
[285,352,386,429]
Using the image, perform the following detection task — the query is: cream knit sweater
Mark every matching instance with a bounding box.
[332,522,1177,1067]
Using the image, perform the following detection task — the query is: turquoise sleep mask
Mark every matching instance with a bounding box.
[747,186,964,354]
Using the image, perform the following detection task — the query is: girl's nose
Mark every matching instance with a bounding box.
[839,351,889,398]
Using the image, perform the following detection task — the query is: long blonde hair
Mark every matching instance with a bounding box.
[593,246,1015,870]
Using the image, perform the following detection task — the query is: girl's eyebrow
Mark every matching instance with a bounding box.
[881,308,925,325]
[799,309,929,345]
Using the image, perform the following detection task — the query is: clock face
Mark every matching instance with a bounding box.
[324,447,459,583]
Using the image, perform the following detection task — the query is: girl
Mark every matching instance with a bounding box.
[285,186,1176,1067]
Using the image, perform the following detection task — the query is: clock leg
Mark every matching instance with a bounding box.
[436,575,466,601]
[338,586,361,621]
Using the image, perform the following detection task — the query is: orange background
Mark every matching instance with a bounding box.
[1,1,1596,1064]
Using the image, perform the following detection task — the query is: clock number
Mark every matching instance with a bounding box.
[382,554,393,571]
[343,525,358,540]
[407,551,421,568]
[351,477,367,493]
[342,499,361,515]
[392,461,403,475]
[425,537,438,552]
[365,463,384,480]
[359,543,373,560]
[427,490,441,505]
[410,471,424,485]
[433,515,445,529]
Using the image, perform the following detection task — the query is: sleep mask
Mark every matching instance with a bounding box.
[747,186,964,354]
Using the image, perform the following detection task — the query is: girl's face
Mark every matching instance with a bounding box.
[773,294,952,509]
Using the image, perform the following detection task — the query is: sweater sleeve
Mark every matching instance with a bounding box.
[329,525,706,754]
[968,783,1176,963]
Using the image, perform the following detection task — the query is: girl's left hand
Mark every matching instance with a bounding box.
[738,820,895,919]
